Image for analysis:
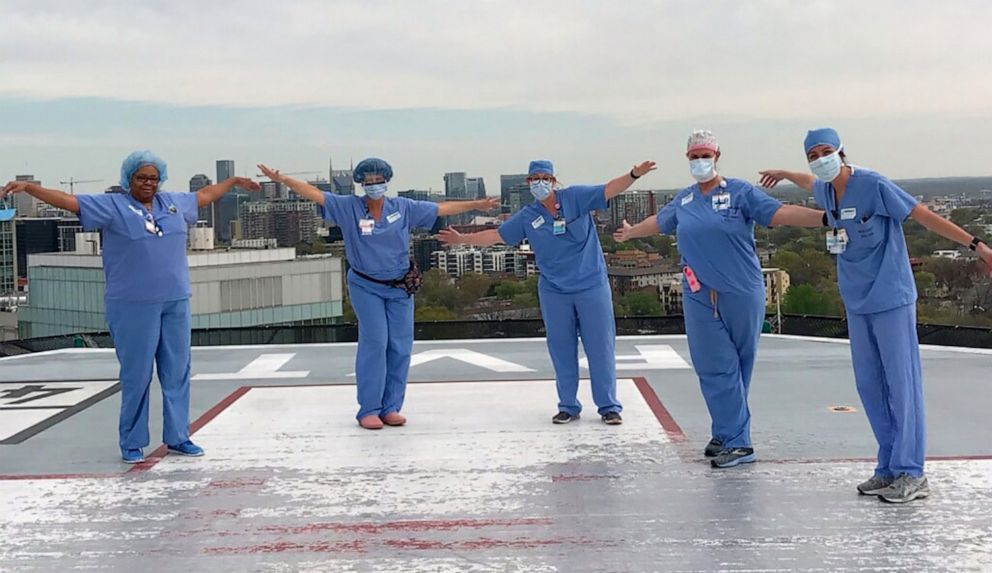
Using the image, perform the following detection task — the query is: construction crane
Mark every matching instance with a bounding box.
[59,178,104,195]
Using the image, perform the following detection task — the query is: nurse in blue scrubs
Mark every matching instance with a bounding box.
[258,160,497,430]
[2,151,259,463]
[616,131,825,468]
[759,128,992,502]
[438,158,657,426]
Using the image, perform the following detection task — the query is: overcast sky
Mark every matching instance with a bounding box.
[2,0,991,194]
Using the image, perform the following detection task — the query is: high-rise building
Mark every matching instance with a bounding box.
[104,186,126,194]
[216,160,235,184]
[239,200,321,247]
[190,174,213,225]
[57,219,83,252]
[467,177,487,199]
[330,157,355,195]
[15,218,59,279]
[500,174,530,213]
[444,172,468,200]
[214,190,253,243]
[411,237,440,271]
[260,181,281,200]
[0,206,17,294]
[608,190,658,230]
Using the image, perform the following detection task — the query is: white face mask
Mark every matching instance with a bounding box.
[364,182,387,199]
[529,179,553,201]
[809,150,843,182]
[689,158,717,182]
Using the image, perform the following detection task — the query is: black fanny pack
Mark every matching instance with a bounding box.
[353,261,423,296]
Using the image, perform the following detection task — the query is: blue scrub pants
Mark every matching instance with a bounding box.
[847,303,925,478]
[105,298,192,450]
[348,271,414,420]
[539,281,621,416]
[683,288,765,449]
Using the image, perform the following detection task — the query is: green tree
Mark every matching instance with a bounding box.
[914,271,936,296]
[457,272,493,301]
[616,292,662,316]
[781,284,836,315]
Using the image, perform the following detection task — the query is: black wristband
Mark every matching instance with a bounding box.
[822,212,829,227]
[969,237,985,251]
[629,169,640,180]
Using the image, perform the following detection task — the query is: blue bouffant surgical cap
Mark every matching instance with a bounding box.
[528,160,554,177]
[120,150,168,192]
[803,128,842,154]
[353,158,393,183]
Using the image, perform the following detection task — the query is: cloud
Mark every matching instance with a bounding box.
[3,0,991,123]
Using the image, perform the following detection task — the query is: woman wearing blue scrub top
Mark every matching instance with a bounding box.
[759,128,992,502]
[438,158,657,426]
[258,160,497,430]
[616,131,825,469]
[2,151,260,464]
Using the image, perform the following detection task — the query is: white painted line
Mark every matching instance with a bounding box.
[0,381,119,442]
[764,334,992,355]
[192,353,310,381]
[581,345,691,370]
[348,348,536,377]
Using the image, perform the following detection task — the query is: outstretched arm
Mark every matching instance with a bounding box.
[196,177,260,207]
[605,161,657,201]
[437,197,499,217]
[258,164,325,206]
[613,215,661,242]
[437,227,504,247]
[1,181,79,213]
[770,205,825,228]
[758,169,816,192]
[910,204,992,270]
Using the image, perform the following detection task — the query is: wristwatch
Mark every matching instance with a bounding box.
[969,237,985,251]
[629,169,640,180]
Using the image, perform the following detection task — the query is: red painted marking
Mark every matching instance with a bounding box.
[256,517,552,536]
[128,386,252,474]
[632,376,687,442]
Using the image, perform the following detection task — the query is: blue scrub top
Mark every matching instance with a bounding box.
[812,167,918,315]
[321,193,439,281]
[498,184,608,294]
[77,191,199,303]
[657,178,782,295]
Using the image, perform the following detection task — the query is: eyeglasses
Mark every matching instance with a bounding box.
[134,175,160,184]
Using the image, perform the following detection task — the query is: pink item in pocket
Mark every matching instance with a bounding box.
[683,266,702,293]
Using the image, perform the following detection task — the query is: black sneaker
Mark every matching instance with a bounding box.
[601,411,623,425]
[704,438,723,457]
[552,411,579,424]
[711,447,756,469]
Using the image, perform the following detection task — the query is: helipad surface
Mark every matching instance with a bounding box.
[1,335,991,572]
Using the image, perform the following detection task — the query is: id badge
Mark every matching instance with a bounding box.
[359,218,375,236]
[826,228,848,254]
[711,192,731,211]
[553,219,566,236]
[683,266,702,293]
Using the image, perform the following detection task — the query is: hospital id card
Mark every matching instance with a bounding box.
[359,218,375,236]
[826,228,848,254]
[553,219,566,235]
[711,192,731,211]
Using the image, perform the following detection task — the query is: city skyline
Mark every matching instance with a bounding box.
[3,1,992,191]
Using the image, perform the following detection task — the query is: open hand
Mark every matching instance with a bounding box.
[632,161,657,178]
[437,227,464,245]
[257,164,286,184]
[229,176,261,192]
[758,170,789,188]
[1,181,34,199]
[478,197,499,212]
[613,219,634,243]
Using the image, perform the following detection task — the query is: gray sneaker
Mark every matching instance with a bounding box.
[857,474,894,496]
[704,438,724,458]
[877,474,930,504]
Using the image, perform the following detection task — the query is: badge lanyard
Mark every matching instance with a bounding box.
[552,203,566,236]
[359,198,376,236]
[824,184,847,255]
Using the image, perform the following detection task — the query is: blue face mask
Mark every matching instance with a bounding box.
[530,180,553,201]
[689,158,717,182]
[364,182,387,199]
[809,150,842,182]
